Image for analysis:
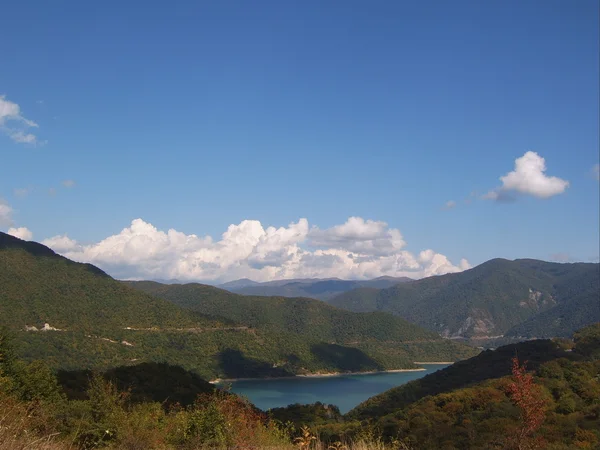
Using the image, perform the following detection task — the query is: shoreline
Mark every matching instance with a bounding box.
[209,364,453,384]
[413,361,454,364]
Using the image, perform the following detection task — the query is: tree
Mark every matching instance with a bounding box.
[506,356,547,450]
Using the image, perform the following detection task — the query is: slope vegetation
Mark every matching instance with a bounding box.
[330,258,599,339]
[128,281,479,366]
[1,232,475,379]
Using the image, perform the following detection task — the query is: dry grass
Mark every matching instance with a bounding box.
[0,396,70,450]
[0,392,401,450]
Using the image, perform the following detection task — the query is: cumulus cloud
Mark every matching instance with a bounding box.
[484,152,569,200]
[42,217,470,282]
[0,199,14,226]
[41,235,81,253]
[7,227,33,241]
[62,180,76,188]
[308,217,406,257]
[0,95,39,145]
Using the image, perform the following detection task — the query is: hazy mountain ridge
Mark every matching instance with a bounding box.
[219,276,412,301]
[330,258,600,339]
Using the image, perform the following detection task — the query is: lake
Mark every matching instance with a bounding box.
[221,364,450,414]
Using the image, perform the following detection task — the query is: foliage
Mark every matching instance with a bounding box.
[506,357,547,449]
[58,362,215,406]
[572,323,600,360]
[294,425,317,449]
[330,258,600,339]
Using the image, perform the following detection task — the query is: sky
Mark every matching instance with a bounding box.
[1,0,599,283]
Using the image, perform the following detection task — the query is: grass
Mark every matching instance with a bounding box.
[0,395,70,450]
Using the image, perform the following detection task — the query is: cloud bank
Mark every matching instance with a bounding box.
[485,151,569,200]
[0,95,39,145]
[41,217,470,282]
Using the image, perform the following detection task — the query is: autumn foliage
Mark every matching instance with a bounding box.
[505,356,547,450]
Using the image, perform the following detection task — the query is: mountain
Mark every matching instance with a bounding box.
[126,281,478,367]
[218,278,261,290]
[330,258,600,339]
[219,276,412,301]
[0,232,476,380]
[0,231,212,333]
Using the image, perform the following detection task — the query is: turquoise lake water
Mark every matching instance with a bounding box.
[222,364,450,414]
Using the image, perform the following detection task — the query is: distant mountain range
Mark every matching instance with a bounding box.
[330,258,600,340]
[218,276,412,300]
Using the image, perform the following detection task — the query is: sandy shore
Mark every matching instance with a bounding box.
[209,366,433,384]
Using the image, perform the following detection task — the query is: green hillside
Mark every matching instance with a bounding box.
[127,281,478,364]
[0,232,475,379]
[346,338,571,420]
[330,258,600,339]
[0,232,211,333]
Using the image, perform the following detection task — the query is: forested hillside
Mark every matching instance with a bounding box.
[330,258,599,339]
[128,281,478,366]
[1,232,475,380]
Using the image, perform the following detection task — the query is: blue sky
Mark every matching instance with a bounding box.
[1,0,598,282]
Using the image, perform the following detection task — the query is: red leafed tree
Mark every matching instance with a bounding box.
[506,356,547,450]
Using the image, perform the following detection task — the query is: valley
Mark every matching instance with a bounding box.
[1,231,598,449]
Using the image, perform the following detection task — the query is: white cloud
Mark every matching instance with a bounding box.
[484,151,569,200]
[443,200,456,210]
[308,217,406,257]
[592,164,599,181]
[62,180,76,188]
[0,199,14,226]
[41,235,81,253]
[7,227,33,241]
[0,95,39,145]
[41,217,470,282]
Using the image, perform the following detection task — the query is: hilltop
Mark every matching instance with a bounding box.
[330,258,599,340]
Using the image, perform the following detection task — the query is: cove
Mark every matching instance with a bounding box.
[221,364,450,414]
